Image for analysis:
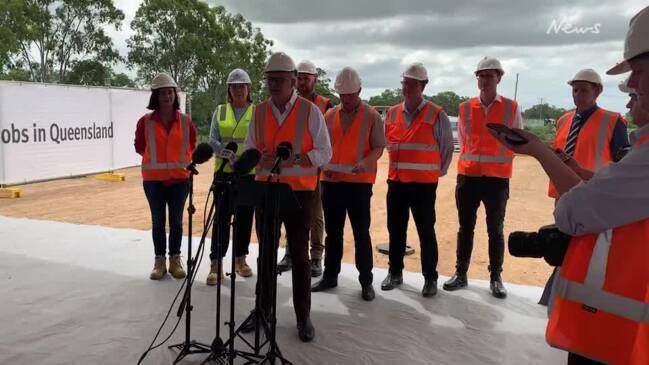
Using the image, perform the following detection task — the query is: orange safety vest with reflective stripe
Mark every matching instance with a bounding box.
[457,97,517,178]
[548,108,620,198]
[312,94,331,114]
[385,101,442,183]
[141,112,191,181]
[321,102,378,184]
[254,97,318,191]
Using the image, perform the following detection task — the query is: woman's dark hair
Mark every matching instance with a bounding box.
[227,84,253,104]
[147,88,180,111]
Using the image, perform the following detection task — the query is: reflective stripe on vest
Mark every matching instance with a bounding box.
[313,94,330,114]
[459,97,515,165]
[321,103,378,183]
[141,113,191,179]
[385,101,442,183]
[212,103,253,173]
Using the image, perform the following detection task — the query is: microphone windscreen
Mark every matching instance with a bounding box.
[191,142,214,164]
[233,148,261,175]
[224,141,238,154]
[276,141,293,160]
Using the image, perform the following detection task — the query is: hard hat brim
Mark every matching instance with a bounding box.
[607,60,631,75]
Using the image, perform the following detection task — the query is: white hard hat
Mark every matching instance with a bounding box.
[227,68,251,84]
[568,68,602,86]
[619,76,635,94]
[607,6,649,75]
[402,63,428,81]
[297,60,318,75]
[150,72,178,90]
[334,67,362,94]
[475,56,504,75]
[264,52,296,73]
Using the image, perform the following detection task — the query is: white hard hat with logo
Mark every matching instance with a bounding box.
[402,63,428,81]
[150,73,178,90]
[264,52,296,73]
[475,56,504,75]
[227,68,251,84]
[619,76,635,94]
[335,67,362,94]
[297,60,318,75]
[607,6,649,75]
[568,68,602,86]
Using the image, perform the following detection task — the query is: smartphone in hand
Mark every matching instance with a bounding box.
[486,123,528,145]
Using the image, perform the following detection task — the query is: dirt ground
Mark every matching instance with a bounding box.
[0,153,555,286]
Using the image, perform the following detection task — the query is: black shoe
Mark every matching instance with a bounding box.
[311,277,337,292]
[297,317,315,342]
[490,279,508,299]
[443,273,468,291]
[277,255,292,273]
[380,272,403,291]
[311,259,322,277]
[422,279,438,297]
[361,284,375,301]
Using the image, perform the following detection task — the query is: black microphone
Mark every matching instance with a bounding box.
[270,141,293,174]
[233,148,261,175]
[186,142,214,175]
[216,141,239,174]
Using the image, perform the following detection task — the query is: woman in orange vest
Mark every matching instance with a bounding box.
[134,73,197,281]
[488,15,649,361]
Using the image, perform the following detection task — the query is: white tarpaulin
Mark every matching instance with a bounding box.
[0,81,185,185]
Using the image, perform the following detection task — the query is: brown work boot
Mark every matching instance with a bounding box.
[206,259,224,286]
[149,256,167,280]
[168,255,186,279]
[235,256,253,277]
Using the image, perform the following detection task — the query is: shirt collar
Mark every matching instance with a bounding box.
[575,104,599,121]
[270,89,298,111]
[402,99,427,115]
[479,94,502,107]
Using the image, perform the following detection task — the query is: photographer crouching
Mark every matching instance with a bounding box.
[489,7,649,364]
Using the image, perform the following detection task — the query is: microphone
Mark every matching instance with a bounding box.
[186,142,214,175]
[215,141,239,174]
[270,141,293,175]
[233,148,261,175]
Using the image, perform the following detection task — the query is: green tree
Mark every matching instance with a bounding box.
[426,91,469,116]
[368,88,402,106]
[314,68,339,104]
[8,0,124,83]
[110,72,136,88]
[523,103,568,121]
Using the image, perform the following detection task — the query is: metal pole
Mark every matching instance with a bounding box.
[514,73,519,101]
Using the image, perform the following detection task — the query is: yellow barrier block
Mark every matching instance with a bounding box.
[95,173,126,182]
[0,188,21,198]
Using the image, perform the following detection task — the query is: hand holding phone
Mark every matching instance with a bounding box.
[486,123,528,145]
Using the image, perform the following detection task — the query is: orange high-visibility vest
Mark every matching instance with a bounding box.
[321,102,378,184]
[457,97,518,178]
[548,108,620,198]
[254,97,318,191]
[312,94,331,114]
[385,101,442,183]
[141,112,191,181]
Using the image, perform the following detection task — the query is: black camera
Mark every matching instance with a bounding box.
[508,224,572,266]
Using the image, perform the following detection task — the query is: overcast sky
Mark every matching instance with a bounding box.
[111,0,647,114]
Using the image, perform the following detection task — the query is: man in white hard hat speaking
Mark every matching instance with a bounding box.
[443,57,524,299]
[243,52,331,342]
[277,61,335,278]
[311,67,385,301]
[381,63,454,297]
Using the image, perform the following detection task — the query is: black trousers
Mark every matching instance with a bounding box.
[256,189,315,324]
[567,353,604,365]
[210,174,255,260]
[386,181,438,280]
[455,174,509,277]
[321,181,373,286]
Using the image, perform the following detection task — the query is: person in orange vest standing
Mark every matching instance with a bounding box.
[276,60,335,277]
[243,52,331,342]
[490,7,649,361]
[310,67,385,301]
[134,73,197,280]
[380,63,454,297]
[443,57,524,299]
[538,69,630,306]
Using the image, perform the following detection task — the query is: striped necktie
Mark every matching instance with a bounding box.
[564,114,583,156]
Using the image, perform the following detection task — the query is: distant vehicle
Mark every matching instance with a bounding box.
[449,116,460,152]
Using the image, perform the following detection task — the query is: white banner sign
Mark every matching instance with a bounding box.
[0,81,186,185]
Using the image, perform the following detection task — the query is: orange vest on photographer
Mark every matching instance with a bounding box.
[545,135,649,365]
[321,103,377,184]
[548,108,620,198]
[312,94,331,114]
[457,97,517,178]
[385,101,442,183]
[253,97,318,191]
[141,112,191,181]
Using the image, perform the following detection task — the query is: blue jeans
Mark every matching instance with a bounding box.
[143,180,189,256]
